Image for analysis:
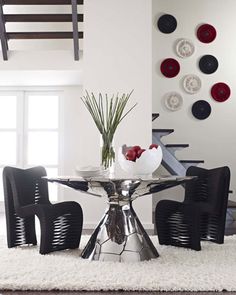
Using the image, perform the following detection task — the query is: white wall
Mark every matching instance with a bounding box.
[152,0,236,202]
[0,50,83,86]
[74,0,154,228]
[0,1,154,229]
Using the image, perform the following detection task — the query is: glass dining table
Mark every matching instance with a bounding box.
[46,175,195,262]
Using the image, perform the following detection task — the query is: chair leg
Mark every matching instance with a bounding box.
[201,214,225,244]
[6,213,37,248]
[24,216,37,245]
[39,212,83,254]
[156,211,170,246]
[188,213,201,251]
[39,218,54,254]
[155,201,175,246]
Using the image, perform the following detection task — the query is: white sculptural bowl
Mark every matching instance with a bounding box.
[118,144,163,177]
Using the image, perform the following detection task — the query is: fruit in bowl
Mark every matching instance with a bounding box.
[118,144,163,176]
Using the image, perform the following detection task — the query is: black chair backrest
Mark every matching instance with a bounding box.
[184,166,230,214]
[3,166,50,211]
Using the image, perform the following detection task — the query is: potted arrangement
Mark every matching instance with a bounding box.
[81,90,137,172]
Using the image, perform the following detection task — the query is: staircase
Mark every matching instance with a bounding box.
[0,0,83,60]
[152,113,234,233]
[152,113,204,176]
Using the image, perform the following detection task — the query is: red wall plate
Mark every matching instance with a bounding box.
[197,24,217,43]
[211,82,231,102]
[160,58,180,78]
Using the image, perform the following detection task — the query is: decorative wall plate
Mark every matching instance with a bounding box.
[211,82,231,102]
[192,100,211,120]
[197,24,217,43]
[164,92,183,111]
[199,55,218,74]
[183,74,201,94]
[176,39,195,58]
[160,58,180,78]
[157,14,177,34]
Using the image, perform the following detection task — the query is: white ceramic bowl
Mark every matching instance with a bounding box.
[75,166,104,177]
[118,145,163,176]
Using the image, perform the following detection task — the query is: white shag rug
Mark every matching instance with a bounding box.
[1,235,236,292]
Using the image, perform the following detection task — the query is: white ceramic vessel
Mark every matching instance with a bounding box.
[75,166,104,177]
[118,145,163,176]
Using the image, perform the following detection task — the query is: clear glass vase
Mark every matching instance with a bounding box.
[100,135,115,176]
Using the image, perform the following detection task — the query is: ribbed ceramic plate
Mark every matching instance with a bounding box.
[164,92,183,111]
[183,74,202,94]
[176,39,195,58]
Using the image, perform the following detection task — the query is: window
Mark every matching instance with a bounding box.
[0,91,61,204]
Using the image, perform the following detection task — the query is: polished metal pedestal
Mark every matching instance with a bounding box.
[81,200,159,262]
[47,175,195,262]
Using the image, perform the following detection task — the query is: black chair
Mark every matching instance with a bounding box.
[155,166,230,251]
[3,166,83,254]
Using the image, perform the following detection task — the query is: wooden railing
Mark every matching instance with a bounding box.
[0,0,83,60]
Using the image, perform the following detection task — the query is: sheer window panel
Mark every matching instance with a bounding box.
[45,168,58,202]
[28,95,59,129]
[0,96,17,128]
[27,131,58,166]
[0,132,17,165]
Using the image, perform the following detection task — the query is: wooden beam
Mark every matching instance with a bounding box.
[4,13,84,22]
[0,3,8,60]
[71,0,79,60]
[7,31,83,39]
[3,0,83,5]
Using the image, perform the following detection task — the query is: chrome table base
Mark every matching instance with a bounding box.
[81,200,159,262]
[47,175,195,262]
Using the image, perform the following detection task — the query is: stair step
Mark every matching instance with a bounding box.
[228,200,236,208]
[165,144,189,148]
[179,160,204,169]
[152,129,174,138]
[165,144,189,155]
[152,128,174,134]
[152,113,160,122]
[7,31,83,39]
[4,14,84,23]
[180,160,204,164]
[3,0,83,4]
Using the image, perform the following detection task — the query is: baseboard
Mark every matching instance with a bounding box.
[83,223,154,230]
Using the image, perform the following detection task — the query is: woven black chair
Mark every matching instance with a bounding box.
[3,166,83,254]
[155,166,230,251]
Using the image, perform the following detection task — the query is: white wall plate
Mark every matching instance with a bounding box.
[183,74,201,94]
[176,39,195,58]
[164,92,183,111]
